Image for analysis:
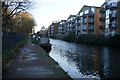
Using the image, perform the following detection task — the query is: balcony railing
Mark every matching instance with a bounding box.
[88,19,94,23]
[106,2,117,9]
[100,8,105,13]
[88,26,94,31]
[110,24,117,29]
[72,20,75,24]
[88,13,94,17]
[76,16,80,20]
[77,23,80,26]
[71,23,76,28]
[76,27,81,31]
[99,17,105,21]
[83,14,87,18]
[82,20,87,24]
[110,2,117,8]
[82,26,87,31]
[110,13,117,18]
[99,25,105,30]
[69,29,76,32]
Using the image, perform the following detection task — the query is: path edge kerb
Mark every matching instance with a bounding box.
[35,44,72,79]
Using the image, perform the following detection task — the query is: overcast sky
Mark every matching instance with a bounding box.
[29,0,105,32]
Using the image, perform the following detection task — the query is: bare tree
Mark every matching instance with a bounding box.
[2,0,33,27]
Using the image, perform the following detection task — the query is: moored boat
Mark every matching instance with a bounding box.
[39,37,52,53]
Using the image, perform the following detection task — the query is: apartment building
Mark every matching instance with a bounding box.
[66,15,76,35]
[48,1,120,37]
[99,3,106,35]
[76,5,101,36]
[58,20,66,36]
[100,0,120,36]
[48,21,59,36]
[47,25,52,36]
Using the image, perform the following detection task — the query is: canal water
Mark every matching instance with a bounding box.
[49,39,120,79]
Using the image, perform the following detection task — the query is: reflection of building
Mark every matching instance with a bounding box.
[76,5,101,36]
[117,1,120,34]
[100,0,120,36]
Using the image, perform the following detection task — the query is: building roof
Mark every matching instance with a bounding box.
[77,5,100,15]
[67,15,76,20]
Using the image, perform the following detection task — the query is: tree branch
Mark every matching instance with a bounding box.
[2,2,21,21]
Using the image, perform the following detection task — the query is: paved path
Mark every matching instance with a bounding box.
[3,38,71,79]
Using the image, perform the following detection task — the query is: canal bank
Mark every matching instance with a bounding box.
[2,38,72,79]
[50,34,120,47]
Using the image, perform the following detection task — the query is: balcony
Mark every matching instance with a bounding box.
[99,25,105,30]
[82,26,87,31]
[110,13,117,18]
[99,17,105,21]
[71,20,75,24]
[88,19,94,24]
[69,24,72,27]
[76,16,80,20]
[110,2,117,9]
[110,24,117,29]
[82,20,87,24]
[69,29,76,32]
[67,21,71,23]
[83,14,87,18]
[100,8,105,13]
[71,23,76,28]
[88,13,94,17]
[77,23,80,26]
[76,27,81,31]
[106,2,117,9]
[88,26,94,31]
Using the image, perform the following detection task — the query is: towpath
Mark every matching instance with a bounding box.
[3,38,72,80]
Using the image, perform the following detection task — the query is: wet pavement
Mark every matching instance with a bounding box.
[3,39,71,79]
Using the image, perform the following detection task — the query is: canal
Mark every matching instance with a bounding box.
[49,39,120,80]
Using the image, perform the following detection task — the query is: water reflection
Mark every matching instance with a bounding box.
[49,39,120,79]
[102,48,110,79]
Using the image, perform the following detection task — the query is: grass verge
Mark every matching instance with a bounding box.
[2,38,28,75]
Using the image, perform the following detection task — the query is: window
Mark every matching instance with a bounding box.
[80,12,83,16]
[106,19,110,28]
[84,18,87,23]
[91,8,95,13]
[85,10,89,14]
[106,9,110,19]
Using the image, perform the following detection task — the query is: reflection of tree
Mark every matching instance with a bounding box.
[77,48,95,75]
[65,50,79,67]
[108,48,120,79]
[92,47,103,78]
